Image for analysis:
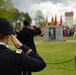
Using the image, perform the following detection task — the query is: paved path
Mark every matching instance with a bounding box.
[64,40,76,42]
[9,40,76,48]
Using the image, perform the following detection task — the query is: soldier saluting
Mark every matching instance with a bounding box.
[0,18,46,75]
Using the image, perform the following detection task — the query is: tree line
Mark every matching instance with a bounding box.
[0,0,46,28]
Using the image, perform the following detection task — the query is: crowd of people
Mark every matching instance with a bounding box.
[63,26,75,37]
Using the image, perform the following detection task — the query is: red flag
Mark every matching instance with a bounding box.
[59,16,62,26]
[45,17,48,26]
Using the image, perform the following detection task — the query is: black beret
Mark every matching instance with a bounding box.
[0,18,13,34]
[23,20,30,26]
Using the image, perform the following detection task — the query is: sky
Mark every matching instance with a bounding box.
[12,0,76,25]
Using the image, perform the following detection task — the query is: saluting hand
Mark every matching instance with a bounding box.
[11,35,22,49]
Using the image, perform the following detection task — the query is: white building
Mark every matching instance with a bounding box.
[65,11,74,28]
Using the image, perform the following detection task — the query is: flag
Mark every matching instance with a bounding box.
[45,17,48,26]
[59,16,62,26]
[50,16,55,26]
[54,15,57,25]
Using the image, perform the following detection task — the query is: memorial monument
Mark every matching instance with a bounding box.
[43,26,63,42]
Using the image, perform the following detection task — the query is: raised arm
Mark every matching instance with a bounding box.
[11,35,46,71]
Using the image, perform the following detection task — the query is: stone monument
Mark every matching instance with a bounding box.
[43,26,63,42]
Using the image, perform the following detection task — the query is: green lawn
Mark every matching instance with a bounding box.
[8,36,76,75]
[33,36,76,75]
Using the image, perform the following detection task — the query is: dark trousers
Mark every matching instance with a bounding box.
[23,71,31,75]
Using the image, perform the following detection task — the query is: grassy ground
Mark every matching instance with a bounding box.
[8,36,76,75]
[33,36,76,75]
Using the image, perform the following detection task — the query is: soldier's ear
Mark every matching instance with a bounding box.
[6,35,10,39]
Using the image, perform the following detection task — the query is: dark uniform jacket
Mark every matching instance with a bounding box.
[0,44,46,75]
[17,27,42,52]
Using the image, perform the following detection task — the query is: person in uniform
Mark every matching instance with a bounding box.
[17,20,42,52]
[0,18,46,75]
[17,20,42,75]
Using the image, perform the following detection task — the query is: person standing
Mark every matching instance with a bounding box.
[0,18,46,75]
[17,20,42,75]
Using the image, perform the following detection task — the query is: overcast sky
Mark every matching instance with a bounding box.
[12,0,76,25]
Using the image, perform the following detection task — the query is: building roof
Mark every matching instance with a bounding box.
[65,11,74,16]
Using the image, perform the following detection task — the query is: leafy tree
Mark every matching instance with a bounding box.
[0,0,32,28]
[0,0,16,21]
[12,8,20,23]
[0,0,5,16]
[35,10,45,28]
[19,12,25,21]
[24,12,32,23]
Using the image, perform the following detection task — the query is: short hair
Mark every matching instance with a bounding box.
[0,33,7,40]
[23,20,30,26]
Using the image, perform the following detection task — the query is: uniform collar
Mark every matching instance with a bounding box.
[0,42,9,48]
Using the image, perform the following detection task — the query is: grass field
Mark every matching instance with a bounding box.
[8,36,76,75]
[33,36,76,75]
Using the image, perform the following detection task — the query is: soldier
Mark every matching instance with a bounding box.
[17,20,42,52]
[17,20,42,75]
[0,18,46,75]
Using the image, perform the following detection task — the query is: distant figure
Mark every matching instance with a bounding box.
[17,20,42,75]
[73,29,76,37]
[67,27,70,37]
[63,27,67,37]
